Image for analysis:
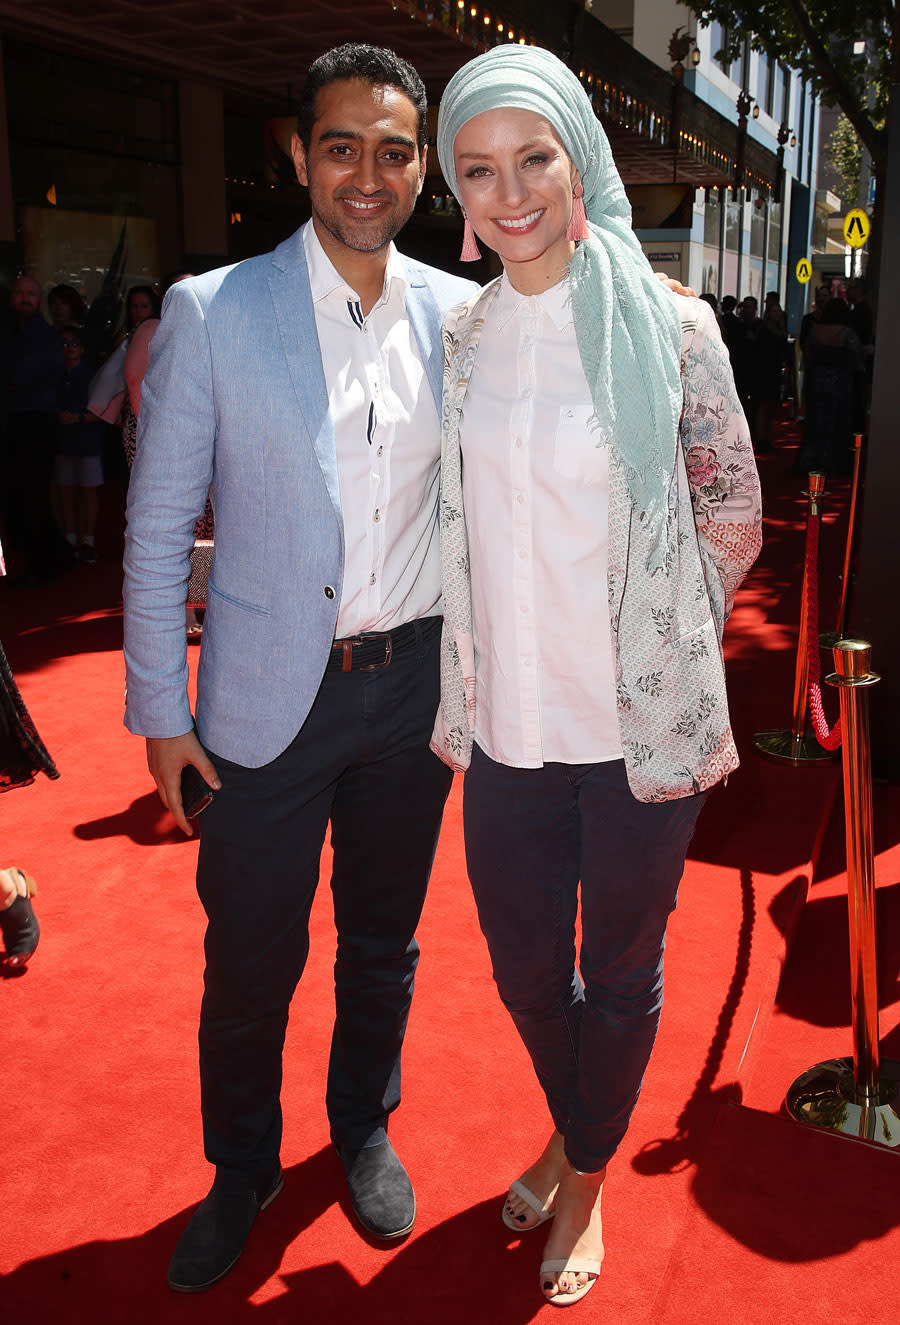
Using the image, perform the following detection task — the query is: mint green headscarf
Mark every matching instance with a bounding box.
[436,44,684,570]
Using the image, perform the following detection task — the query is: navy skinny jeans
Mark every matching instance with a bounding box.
[463,745,706,1174]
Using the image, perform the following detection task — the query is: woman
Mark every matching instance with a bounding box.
[433,46,762,1306]
[124,284,162,332]
[0,538,57,970]
[122,272,212,637]
[48,283,88,333]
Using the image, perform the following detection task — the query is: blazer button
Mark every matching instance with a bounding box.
[324,585,335,600]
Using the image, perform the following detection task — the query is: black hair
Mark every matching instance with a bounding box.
[699,291,718,314]
[162,270,194,295]
[721,295,737,314]
[49,283,87,321]
[60,323,86,345]
[125,284,162,326]
[296,43,427,154]
[823,297,851,326]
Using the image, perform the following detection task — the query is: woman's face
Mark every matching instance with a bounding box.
[49,294,74,329]
[454,107,578,293]
[128,291,155,324]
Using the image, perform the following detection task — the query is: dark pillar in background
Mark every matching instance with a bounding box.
[853,85,900,782]
[178,80,228,271]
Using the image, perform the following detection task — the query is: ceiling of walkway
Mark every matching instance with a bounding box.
[0,0,476,104]
[0,1,772,190]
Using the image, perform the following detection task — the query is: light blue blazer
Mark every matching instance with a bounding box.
[123,226,476,767]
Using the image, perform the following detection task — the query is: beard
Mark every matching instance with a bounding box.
[312,195,415,254]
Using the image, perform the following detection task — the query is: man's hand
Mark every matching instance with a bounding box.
[146,731,220,837]
[654,272,697,298]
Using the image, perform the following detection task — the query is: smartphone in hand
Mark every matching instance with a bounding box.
[181,763,217,819]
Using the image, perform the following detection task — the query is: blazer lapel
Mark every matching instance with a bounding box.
[265,232,342,521]
[404,263,445,412]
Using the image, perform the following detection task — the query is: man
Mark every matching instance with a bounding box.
[718,294,741,359]
[123,44,476,1293]
[1,275,66,583]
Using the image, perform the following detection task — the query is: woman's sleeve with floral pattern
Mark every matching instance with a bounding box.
[680,299,763,622]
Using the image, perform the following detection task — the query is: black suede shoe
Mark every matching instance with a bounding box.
[0,892,39,972]
[167,1166,284,1293]
[338,1138,415,1240]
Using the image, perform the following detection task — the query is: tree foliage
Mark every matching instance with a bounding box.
[685,0,896,173]
[826,113,864,206]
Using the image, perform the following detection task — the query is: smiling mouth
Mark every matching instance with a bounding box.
[494,208,545,232]
[341,197,389,213]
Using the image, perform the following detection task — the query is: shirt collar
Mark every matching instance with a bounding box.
[302,218,406,308]
[494,269,573,333]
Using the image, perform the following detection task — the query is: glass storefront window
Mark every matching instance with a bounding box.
[768,200,783,261]
[703,188,721,246]
[4,38,180,296]
[750,193,765,257]
[725,194,741,251]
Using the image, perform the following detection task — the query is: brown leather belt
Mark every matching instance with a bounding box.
[326,616,440,673]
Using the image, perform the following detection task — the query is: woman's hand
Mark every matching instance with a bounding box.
[654,272,697,298]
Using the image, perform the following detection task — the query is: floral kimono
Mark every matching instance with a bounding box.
[431,289,763,803]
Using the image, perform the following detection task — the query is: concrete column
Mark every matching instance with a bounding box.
[178,80,228,265]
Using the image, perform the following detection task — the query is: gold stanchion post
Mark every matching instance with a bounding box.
[755,471,835,764]
[786,641,900,1146]
[821,433,864,648]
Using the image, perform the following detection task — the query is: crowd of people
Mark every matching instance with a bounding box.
[1,32,872,1311]
[699,276,872,472]
[0,278,164,585]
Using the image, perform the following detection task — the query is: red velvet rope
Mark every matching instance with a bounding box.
[805,511,843,751]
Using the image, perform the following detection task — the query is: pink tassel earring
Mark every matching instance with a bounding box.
[460,213,482,262]
[566,181,589,242]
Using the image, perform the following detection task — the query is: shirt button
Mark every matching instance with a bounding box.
[373,509,380,522]
[369,573,376,585]
[516,493,525,504]
[522,386,533,399]
[376,445,384,457]
[514,438,523,448]
[324,585,335,600]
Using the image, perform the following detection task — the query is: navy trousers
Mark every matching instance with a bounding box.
[463,746,706,1174]
[195,617,452,1185]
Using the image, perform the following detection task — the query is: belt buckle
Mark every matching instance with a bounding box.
[359,633,393,670]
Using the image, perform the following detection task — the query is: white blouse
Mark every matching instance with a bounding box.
[459,272,622,768]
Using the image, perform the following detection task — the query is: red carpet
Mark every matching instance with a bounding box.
[3,430,899,1323]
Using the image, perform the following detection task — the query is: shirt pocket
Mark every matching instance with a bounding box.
[553,404,608,485]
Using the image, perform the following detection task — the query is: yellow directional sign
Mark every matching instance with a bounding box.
[796,257,812,284]
[844,208,870,248]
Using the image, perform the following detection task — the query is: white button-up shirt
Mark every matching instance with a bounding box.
[303,221,441,636]
[459,272,622,768]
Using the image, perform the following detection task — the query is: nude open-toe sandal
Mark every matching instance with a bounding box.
[539,1257,603,1307]
[500,1178,557,1231]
